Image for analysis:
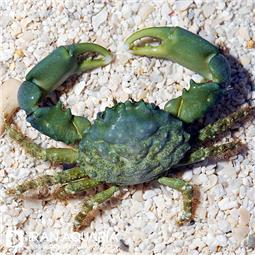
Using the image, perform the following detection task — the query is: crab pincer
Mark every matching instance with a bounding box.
[125,26,231,123]
[18,43,113,144]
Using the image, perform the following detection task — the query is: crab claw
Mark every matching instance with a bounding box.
[125,26,230,84]
[18,42,113,144]
[68,43,113,72]
[125,27,173,58]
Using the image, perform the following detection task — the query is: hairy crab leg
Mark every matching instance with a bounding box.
[7,175,56,196]
[125,27,231,123]
[53,178,100,199]
[177,141,243,167]
[54,167,88,183]
[198,106,253,143]
[73,186,119,231]
[5,122,79,164]
[158,177,193,224]
[18,43,113,144]
[6,167,98,197]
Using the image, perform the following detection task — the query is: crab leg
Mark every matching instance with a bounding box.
[5,122,79,164]
[125,27,231,123]
[73,186,119,231]
[158,177,193,224]
[53,178,100,199]
[6,167,99,198]
[176,141,242,167]
[198,106,253,143]
[18,43,113,144]
[7,175,56,196]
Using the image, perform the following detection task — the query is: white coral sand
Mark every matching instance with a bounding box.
[0,0,255,254]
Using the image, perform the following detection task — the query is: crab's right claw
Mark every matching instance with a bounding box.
[18,42,113,144]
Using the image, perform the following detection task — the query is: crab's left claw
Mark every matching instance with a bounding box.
[125,27,172,59]
[125,26,231,84]
[126,26,231,123]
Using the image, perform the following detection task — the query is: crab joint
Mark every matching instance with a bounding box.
[73,186,119,231]
[158,177,193,224]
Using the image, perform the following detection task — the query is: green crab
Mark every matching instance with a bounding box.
[5,27,251,231]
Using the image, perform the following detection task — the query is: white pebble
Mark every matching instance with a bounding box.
[11,22,22,37]
[161,2,170,20]
[21,31,34,42]
[74,81,86,95]
[232,226,249,241]
[117,90,129,102]
[92,8,108,29]
[138,4,154,21]
[175,0,193,11]
[237,27,250,41]
[132,190,144,202]
[239,207,250,226]
[202,4,215,18]
[146,211,156,220]
[143,190,157,200]
[0,79,21,135]
[121,5,132,19]
[246,125,255,137]
[240,55,251,66]
[109,73,121,91]
[154,243,165,253]
[218,198,238,211]
[132,229,146,245]
[204,174,218,191]
[153,195,165,211]
[196,206,207,219]
[130,200,143,217]
[217,161,236,178]
[218,219,231,233]
[23,199,43,209]
[182,170,193,181]
[247,234,255,249]
[247,188,255,201]
[192,173,208,185]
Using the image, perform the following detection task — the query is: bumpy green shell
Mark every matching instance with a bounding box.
[78,101,190,185]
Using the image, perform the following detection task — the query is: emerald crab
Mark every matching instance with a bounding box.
[5,27,251,231]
